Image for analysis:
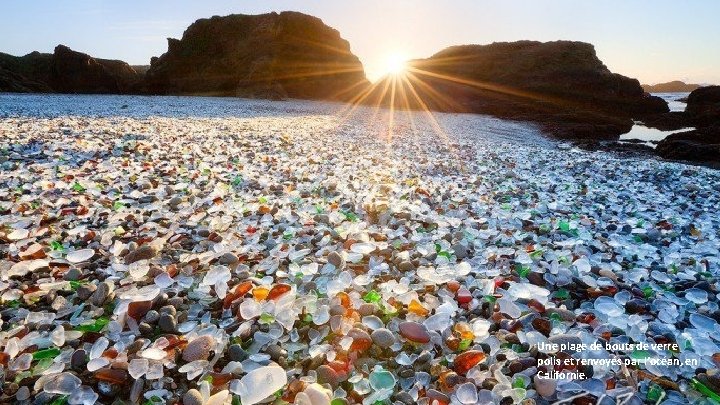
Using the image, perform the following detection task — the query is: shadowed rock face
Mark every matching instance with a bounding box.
[143,11,369,100]
[0,51,53,92]
[654,86,720,165]
[656,126,720,165]
[50,45,141,94]
[364,41,668,140]
[0,46,141,94]
[686,85,720,126]
[0,67,50,93]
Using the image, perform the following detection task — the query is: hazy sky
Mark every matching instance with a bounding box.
[1,0,718,83]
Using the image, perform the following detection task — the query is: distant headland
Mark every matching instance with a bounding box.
[642,81,702,93]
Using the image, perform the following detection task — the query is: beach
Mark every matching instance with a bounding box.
[1,94,719,404]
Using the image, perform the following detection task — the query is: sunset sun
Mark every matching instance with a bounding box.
[383,53,408,76]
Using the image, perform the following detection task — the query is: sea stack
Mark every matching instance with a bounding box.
[0,45,141,94]
[143,11,369,100]
[50,45,141,94]
[365,41,669,140]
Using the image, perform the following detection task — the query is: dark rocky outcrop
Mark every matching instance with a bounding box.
[651,86,720,165]
[0,66,51,93]
[685,85,720,127]
[364,41,668,140]
[0,51,53,92]
[49,45,141,94]
[143,12,368,100]
[640,86,720,132]
[642,81,701,93]
[0,46,141,94]
[656,126,720,165]
[639,111,689,131]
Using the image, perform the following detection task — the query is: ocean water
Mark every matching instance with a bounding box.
[653,92,691,113]
[0,92,552,147]
[0,93,344,119]
[620,92,693,145]
[0,92,691,147]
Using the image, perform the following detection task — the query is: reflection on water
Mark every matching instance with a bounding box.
[620,92,692,145]
[620,124,694,144]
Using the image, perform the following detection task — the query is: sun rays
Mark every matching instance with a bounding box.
[330,56,466,162]
[383,53,408,76]
[270,43,599,172]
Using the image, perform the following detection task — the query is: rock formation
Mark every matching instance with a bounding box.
[685,85,720,126]
[0,51,53,92]
[655,86,720,165]
[50,45,141,94]
[0,46,141,94]
[143,12,369,100]
[656,126,720,165]
[364,41,668,139]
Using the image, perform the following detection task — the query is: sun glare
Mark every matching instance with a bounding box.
[383,53,408,76]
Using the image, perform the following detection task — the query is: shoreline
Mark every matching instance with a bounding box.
[2,92,714,170]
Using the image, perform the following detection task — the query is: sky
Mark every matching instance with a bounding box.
[1,0,718,84]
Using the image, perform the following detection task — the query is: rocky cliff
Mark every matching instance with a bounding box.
[0,45,141,94]
[143,12,369,100]
[50,45,141,94]
[365,41,669,139]
[0,51,53,92]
